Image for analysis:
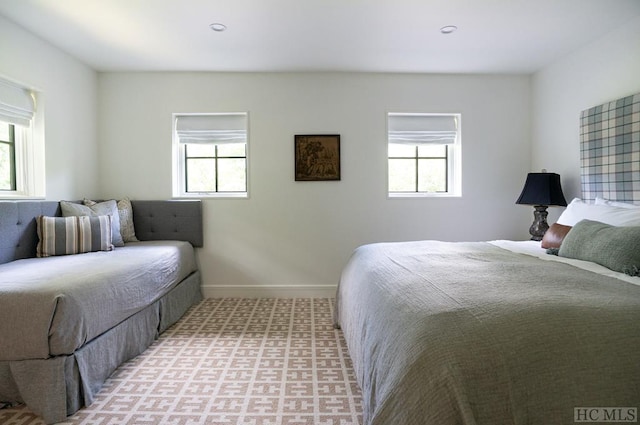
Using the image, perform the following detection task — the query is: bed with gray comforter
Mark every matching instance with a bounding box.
[335,240,640,425]
[0,200,204,424]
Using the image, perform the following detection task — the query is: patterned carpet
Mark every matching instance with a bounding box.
[0,298,363,425]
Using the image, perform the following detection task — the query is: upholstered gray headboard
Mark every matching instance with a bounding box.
[130,200,203,248]
[0,200,203,265]
[0,201,60,264]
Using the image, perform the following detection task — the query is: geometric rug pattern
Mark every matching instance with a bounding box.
[0,298,363,425]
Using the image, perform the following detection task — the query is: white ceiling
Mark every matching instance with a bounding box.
[1,0,639,74]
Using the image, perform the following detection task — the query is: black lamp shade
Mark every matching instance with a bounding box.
[516,173,567,206]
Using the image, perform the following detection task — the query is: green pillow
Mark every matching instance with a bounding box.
[558,219,640,275]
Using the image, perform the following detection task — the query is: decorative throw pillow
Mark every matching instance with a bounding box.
[61,200,124,247]
[84,198,138,242]
[36,215,114,257]
[540,223,572,249]
[558,219,640,275]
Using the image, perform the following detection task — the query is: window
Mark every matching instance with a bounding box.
[0,122,16,191]
[173,113,248,198]
[0,78,43,198]
[388,113,461,197]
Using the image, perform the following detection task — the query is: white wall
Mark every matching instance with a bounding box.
[532,16,640,222]
[0,15,98,200]
[98,72,531,296]
[3,8,637,297]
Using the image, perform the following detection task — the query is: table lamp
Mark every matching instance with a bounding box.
[516,171,567,241]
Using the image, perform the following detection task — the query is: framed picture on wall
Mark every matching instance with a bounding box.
[294,134,341,181]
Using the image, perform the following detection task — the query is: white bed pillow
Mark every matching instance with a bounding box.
[594,197,640,209]
[556,197,640,227]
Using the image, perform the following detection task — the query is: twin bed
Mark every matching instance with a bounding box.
[0,200,203,424]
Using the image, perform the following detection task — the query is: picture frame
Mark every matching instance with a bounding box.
[294,134,341,181]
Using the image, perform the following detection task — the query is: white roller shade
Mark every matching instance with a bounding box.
[388,114,458,145]
[0,79,36,127]
[176,113,247,144]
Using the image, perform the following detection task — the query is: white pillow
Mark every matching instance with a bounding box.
[594,197,640,209]
[557,197,640,227]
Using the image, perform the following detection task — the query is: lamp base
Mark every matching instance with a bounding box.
[528,205,549,241]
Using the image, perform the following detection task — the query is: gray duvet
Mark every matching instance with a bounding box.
[0,240,197,361]
[334,241,640,425]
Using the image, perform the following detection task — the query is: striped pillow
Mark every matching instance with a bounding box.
[36,215,114,257]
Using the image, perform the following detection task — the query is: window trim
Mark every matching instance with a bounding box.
[0,119,45,200]
[0,123,16,191]
[172,112,249,199]
[0,77,44,200]
[387,112,461,199]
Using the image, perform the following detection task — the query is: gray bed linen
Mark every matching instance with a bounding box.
[334,240,640,425]
[0,240,197,361]
[0,271,202,424]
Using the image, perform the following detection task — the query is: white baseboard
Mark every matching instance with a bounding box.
[201,284,337,298]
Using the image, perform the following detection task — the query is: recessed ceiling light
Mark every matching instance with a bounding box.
[209,23,227,32]
[440,25,458,34]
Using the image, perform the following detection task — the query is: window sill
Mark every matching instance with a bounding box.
[388,192,461,199]
[174,192,248,200]
[0,192,45,200]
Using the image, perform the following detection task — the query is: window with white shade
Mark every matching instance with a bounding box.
[0,77,43,198]
[387,113,461,197]
[173,113,248,198]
